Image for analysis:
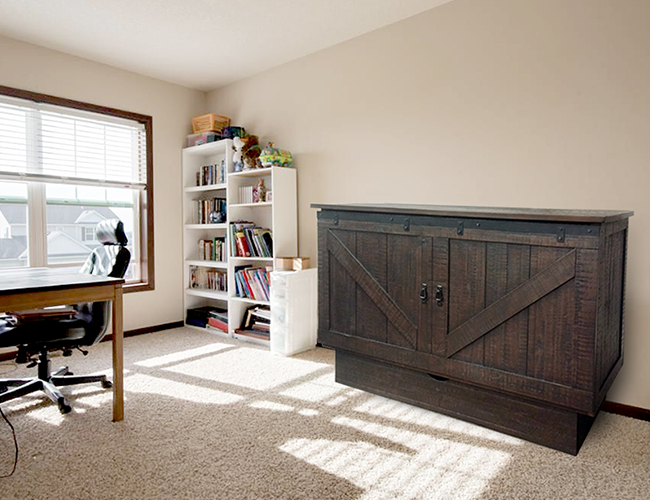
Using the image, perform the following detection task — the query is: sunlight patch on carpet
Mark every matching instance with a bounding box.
[250,400,294,412]
[24,405,66,426]
[126,373,244,404]
[354,395,524,445]
[164,347,324,390]
[278,373,345,402]
[281,418,512,500]
[134,342,232,367]
[67,385,113,408]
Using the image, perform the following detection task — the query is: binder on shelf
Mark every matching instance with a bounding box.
[186,306,227,328]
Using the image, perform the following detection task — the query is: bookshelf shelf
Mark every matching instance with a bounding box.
[230,202,272,208]
[185,288,229,300]
[186,260,228,269]
[230,256,273,262]
[233,331,270,346]
[230,296,271,306]
[230,167,273,178]
[185,183,227,193]
[185,223,228,230]
[182,138,297,346]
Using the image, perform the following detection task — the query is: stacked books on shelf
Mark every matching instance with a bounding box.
[234,265,271,301]
[235,305,271,340]
[229,221,273,258]
[189,266,227,292]
[207,308,228,334]
[199,237,227,262]
[186,306,227,330]
[197,161,226,186]
[196,197,226,224]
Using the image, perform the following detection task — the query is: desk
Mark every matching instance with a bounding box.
[0,268,125,421]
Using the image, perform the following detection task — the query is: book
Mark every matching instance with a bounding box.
[234,329,270,341]
[235,231,251,257]
[208,316,228,332]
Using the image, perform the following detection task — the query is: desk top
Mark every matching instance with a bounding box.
[0,268,124,296]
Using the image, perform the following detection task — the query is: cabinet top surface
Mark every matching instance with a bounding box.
[311,203,633,223]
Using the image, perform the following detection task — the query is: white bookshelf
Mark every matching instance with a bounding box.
[182,139,298,346]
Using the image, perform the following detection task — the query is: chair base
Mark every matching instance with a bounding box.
[0,349,111,414]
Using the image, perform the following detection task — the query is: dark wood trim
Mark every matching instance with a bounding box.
[0,321,183,362]
[102,320,183,341]
[0,85,151,122]
[312,203,634,224]
[0,84,155,293]
[602,401,650,422]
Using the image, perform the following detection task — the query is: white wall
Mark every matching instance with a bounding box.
[0,34,205,331]
[206,0,650,409]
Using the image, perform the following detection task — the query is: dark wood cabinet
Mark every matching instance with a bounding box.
[312,203,632,454]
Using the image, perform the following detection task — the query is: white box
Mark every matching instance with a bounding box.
[270,268,318,356]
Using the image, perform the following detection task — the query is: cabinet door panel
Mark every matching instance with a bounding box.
[447,240,577,386]
[448,239,487,364]
[527,246,575,386]
[329,229,357,335]
[386,234,431,349]
[483,243,531,375]
[324,226,430,351]
[355,231,388,343]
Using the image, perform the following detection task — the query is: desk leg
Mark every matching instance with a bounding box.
[112,285,124,421]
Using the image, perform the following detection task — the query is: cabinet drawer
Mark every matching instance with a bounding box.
[337,350,595,455]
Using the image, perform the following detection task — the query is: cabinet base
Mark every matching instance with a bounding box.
[336,350,595,455]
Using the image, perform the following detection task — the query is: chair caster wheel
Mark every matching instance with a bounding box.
[101,379,113,389]
[58,400,72,414]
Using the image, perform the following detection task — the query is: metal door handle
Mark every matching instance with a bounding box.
[436,285,444,307]
[419,283,428,303]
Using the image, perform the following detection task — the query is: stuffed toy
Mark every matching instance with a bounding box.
[232,136,245,172]
[241,135,261,170]
[259,142,293,168]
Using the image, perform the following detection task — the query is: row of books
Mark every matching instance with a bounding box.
[198,237,227,262]
[234,265,271,301]
[196,161,226,186]
[196,197,226,225]
[189,266,227,292]
[237,185,272,204]
[230,221,273,258]
[186,306,228,333]
[234,305,270,340]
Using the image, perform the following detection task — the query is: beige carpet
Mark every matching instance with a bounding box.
[0,327,648,500]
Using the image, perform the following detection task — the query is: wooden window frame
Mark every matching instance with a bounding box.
[0,84,154,293]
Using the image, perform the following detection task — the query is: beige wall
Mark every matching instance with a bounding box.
[0,35,205,331]
[207,0,650,409]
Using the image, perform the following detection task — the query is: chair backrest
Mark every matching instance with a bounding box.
[76,219,131,345]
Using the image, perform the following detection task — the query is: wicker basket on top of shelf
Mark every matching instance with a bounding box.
[192,113,231,134]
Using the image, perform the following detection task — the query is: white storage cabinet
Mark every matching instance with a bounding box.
[270,269,318,356]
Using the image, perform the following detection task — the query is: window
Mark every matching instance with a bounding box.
[0,85,154,291]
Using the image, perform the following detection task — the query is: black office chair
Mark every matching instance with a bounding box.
[0,219,130,414]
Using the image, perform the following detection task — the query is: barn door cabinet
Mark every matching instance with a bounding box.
[312,203,632,455]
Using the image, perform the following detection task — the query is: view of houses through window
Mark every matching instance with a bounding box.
[0,180,138,280]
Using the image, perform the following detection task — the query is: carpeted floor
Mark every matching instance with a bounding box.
[0,327,648,500]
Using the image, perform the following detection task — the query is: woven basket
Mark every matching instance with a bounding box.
[192,113,231,134]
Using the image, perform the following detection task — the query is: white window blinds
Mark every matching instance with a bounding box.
[0,95,147,189]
